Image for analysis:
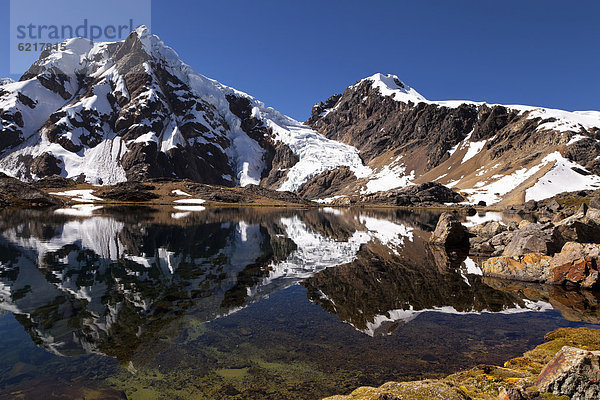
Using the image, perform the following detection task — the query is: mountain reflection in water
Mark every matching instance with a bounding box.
[0,206,599,399]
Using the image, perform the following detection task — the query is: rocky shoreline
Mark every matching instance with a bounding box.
[324,327,600,400]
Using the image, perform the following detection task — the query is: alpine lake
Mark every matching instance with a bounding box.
[0,206,599,400]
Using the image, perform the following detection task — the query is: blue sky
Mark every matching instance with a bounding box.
[1,0,598,121]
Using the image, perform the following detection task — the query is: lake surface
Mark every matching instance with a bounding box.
[0,206,599,400]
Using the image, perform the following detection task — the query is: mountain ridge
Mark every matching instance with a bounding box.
[304,73,600,205]
[1,28,599,205]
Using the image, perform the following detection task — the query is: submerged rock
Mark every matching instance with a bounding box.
[536,346,600,400]
[430,212,470,248]
[324,327,600,400]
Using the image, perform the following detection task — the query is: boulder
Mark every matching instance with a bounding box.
[491,231,513,247]
[502,223,562,257]
[481,253,552,282]
[517,220,532,229]
[469,220,507,239]
[548,242,600,289]
[546,199,562,213]
[590,194,600,209]
[497,388,527,400]
[555,213,600,244]
[536,346,600,400]
[522,200,538,211]
[430,212,470,248]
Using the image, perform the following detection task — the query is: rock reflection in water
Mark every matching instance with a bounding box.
[0,207,598,399]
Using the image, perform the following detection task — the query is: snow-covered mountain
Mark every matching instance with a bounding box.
[306,73,600,205]
[1,26,600,204]
[0,26,367,190]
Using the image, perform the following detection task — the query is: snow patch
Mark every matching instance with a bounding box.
[525,152,600,201]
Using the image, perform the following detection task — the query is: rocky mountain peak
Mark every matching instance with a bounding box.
[358,73,427,104]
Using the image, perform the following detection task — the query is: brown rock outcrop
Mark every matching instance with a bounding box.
[481,242,600,289]
[481,253,552,283]
[536,346,600,399]
[548,242,600,289]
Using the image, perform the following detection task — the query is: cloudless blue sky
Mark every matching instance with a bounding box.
[1,0,598,121]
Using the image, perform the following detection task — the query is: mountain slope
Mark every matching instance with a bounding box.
[2,29,600,205]
[305,73,600,204]
[0,27,369,189]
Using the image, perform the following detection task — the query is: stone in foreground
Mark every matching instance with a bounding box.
[536,346,600,400]
[430,212,470,248]
[323,380,469,400]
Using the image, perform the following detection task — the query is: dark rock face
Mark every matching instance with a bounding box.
[298,166,356,199]
[430,212,470,248]
[224,94,300,189]
[305,79,577,177]
[32,175,77,189]
[30,152,62,178]
[95,182,159,202]
[536,346,600,399]
[306,82,481,170]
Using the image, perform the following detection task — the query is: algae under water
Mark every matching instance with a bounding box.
[0,206,598,400]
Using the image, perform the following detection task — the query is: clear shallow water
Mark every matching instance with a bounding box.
[0,207,598,400]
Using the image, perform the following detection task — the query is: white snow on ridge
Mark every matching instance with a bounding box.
[567,134,588,146]
[362,73,427,104]
[525,152,600,201]
[363,163,414,194]
[361,73,600,133]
